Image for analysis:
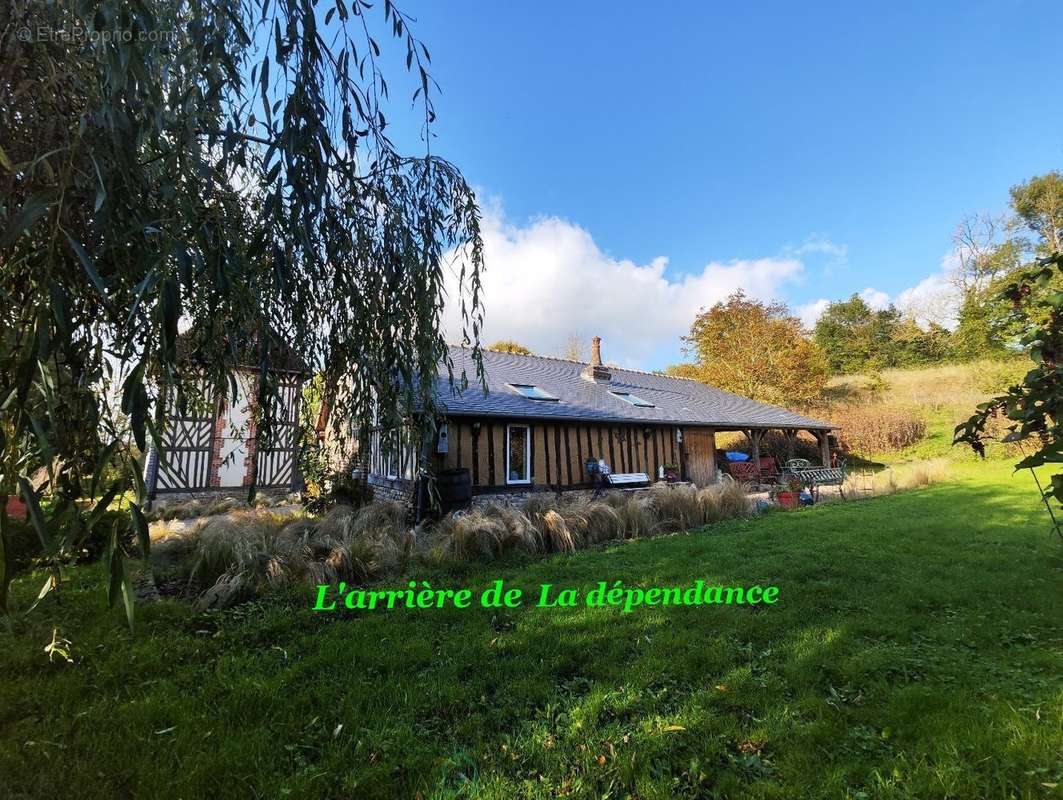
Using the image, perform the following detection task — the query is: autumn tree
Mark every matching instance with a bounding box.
[487,340,534,355]
[672,291,828,408]
[561,334,586,362]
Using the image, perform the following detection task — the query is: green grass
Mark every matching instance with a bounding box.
[2,461,1062,799]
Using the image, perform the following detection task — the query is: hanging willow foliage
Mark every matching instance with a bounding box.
[0,0,485,627]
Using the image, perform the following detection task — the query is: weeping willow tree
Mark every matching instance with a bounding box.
[0,0,485,626]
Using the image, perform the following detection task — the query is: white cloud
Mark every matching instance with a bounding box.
[442,205,807,369]
[895,268,962,329]
[790,236,848,260]
[796,298,830,328]
[859,287,891,311]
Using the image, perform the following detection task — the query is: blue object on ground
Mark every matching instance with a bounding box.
[799,491,814,506]
[725,451,750,462]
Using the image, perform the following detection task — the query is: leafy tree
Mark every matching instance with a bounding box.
[0,0,485,624]
[1009,171,1063,256]
[951,174,1063,360]
[813,295,900,373]
[488,340,534,355]
[889,318,952,366]
[950,280,1016,360]
[674,291,828,408]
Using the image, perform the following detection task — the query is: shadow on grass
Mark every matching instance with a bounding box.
[1,472,1060,799]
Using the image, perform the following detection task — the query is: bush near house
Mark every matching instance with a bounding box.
[828,405,927,456]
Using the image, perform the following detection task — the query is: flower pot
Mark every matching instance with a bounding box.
[776,491,800,510]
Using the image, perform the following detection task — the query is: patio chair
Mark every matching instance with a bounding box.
[725,460,760,484]
[757,455,777,480]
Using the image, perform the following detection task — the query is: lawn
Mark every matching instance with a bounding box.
[1,461,1061,799]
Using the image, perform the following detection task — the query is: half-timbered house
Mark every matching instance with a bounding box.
[144,333,307,502]
[356,337,836,509]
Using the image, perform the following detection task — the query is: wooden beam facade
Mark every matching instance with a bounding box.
[428,418,686,492]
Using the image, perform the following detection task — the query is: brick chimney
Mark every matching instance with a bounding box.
[581,336,612,383]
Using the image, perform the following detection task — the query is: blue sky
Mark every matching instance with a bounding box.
[381,0,1063,369]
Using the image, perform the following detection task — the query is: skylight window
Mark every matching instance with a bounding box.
[610,390,655,408]
[507,383,559,401]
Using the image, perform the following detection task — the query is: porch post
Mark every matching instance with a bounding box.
[747,429,762,463]
[784,429,796,462]
[707,428,718,483]
[817,429,831,466]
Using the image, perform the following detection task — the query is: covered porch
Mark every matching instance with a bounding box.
[681,425,838,488]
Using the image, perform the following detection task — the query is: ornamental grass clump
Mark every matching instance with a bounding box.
[706,481,753,521]
[647,484,702,531]
[432,504,540,561]
[188,511,296,610]
[600,492,660,539]
[567,499,625,544]
[519,495,579,552]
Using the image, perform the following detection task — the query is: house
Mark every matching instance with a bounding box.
[144,331,307,502]
[362,337,836,508]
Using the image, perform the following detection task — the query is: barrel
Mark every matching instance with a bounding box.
[434,468,472,514]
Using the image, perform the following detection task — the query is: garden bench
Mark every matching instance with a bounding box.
[606,472,650,488]
[785,462,847,501]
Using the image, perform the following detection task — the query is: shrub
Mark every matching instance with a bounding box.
[829,405,926,455]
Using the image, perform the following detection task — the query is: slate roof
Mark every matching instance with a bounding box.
[435,347,835,430]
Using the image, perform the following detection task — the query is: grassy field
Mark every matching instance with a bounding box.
[2,459,1061,799]
[825,358,1030,464]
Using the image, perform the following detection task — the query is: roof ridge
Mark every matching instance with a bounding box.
[449,343,697,381]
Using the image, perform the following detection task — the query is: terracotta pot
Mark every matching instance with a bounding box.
[776,491,800,510]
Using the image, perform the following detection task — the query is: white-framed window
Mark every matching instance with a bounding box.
[506,424,531,484]
[506,383,559,401]
[610,390,655,408]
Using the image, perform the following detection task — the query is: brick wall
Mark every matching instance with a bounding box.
[470,487,598,510]
[208,404,226,487]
